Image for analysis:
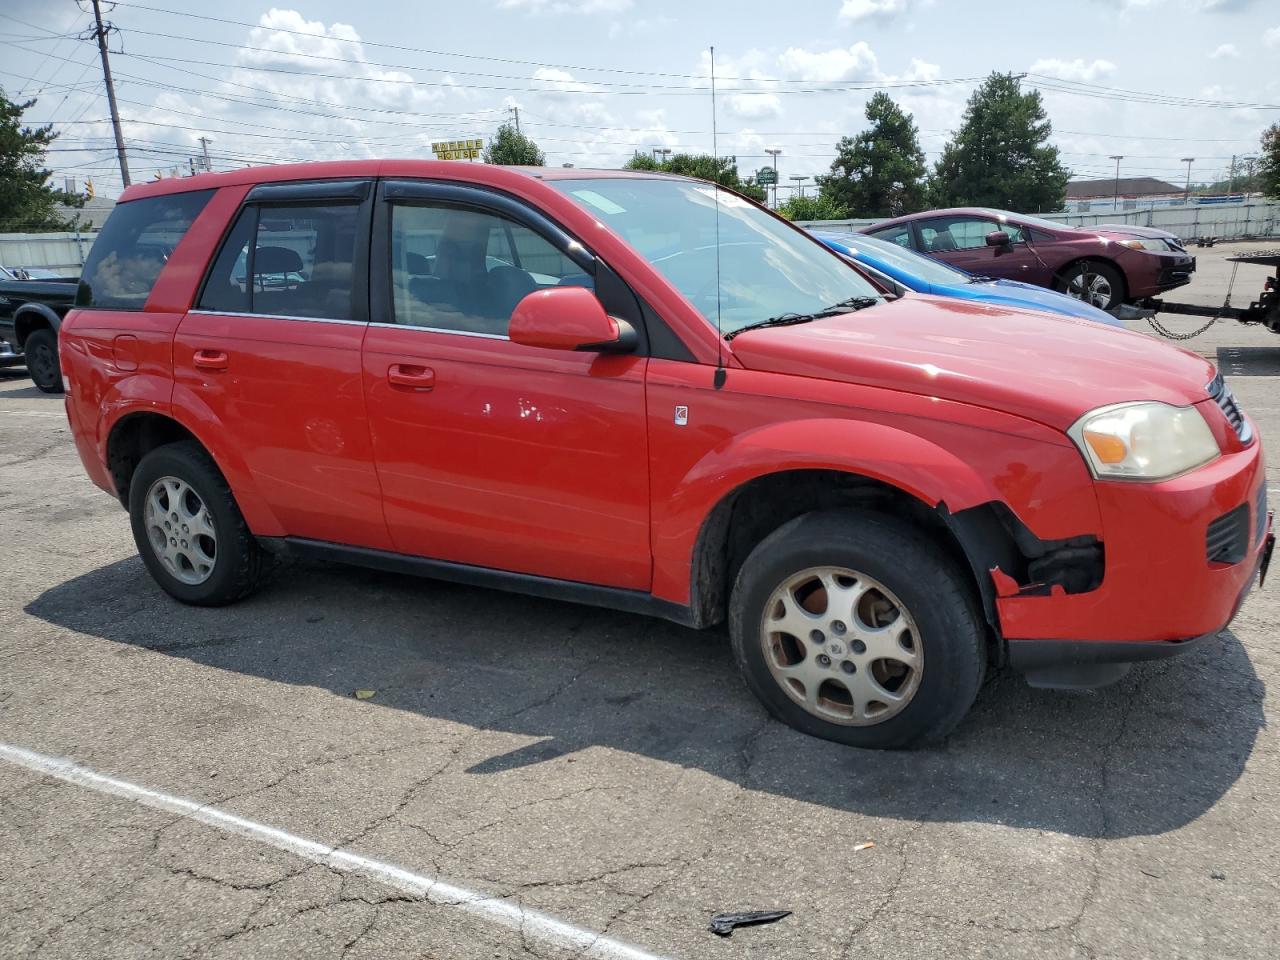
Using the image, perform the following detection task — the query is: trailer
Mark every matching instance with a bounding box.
[1138,249,1280,335]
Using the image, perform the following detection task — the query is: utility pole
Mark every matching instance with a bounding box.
[89,0,130,188]
[1109,155,1123,213]
[508,105,520,134]
[198,136,212,173]
[765,147,781,208]
[1181,157,1195,202]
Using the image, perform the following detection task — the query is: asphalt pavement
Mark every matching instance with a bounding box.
[2,243,1278,959]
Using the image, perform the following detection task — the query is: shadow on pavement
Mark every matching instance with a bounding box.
[27,555,1266,839]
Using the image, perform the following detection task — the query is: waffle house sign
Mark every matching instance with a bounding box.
[432,139,483,160]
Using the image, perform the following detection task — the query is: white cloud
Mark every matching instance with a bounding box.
[498,0,632,12]
[1028,57,1118,82]
[1210,42,1240,58]
[1266,26,1280,47]
[530,68,601,93]
[838,0,912,21]
[778,42,879,82]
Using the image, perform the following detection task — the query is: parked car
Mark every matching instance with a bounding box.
[863,207,1196,311]
[61,162,1270,749]
[1,266,68,280]
[814,231,1124,327]
[0,273,78,391]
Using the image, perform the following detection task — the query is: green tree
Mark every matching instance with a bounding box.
[0,88,83,232]
[1260,123,1280,201]
[817,92,926,218]
[623,152,767,202]
[776,193,845,221]
[483,123,546,165]
[928,72,1069,212]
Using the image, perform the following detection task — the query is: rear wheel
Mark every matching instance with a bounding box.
[128,442,270,606]
[24,328,62,394]
[1055,261,1125,311]
[729,510,986,749]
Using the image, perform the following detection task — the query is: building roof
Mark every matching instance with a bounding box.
[53,196,117,230]
[1066,177,1182,200]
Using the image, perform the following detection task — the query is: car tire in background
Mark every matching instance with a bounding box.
[1055,261,1125,312]
[23,328,63,394]
[729,510,986,749]
[128,442,271,606]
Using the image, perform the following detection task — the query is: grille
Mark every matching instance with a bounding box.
[1257,483,1269,545]
[1207,374,1253,444]
[1207,504,1250,564]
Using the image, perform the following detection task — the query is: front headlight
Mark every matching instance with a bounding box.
[1117,237,1171,252]
[1068,402,1220,480]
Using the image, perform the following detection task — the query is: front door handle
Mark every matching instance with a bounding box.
[193,349,229,371]
[388,363,435,390]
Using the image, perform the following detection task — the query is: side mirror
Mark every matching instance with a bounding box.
[985,230,1012,247]
[509,286,636,353]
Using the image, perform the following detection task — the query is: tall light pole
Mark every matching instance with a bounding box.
[1180,157,1195,202]
[1109,155,1124,213]
[651,147,671,163]
[789,175,807,199]
[765,147,781,208]
[1242,155,1258,195]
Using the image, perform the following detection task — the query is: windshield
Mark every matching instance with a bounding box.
[822,232,971,286]
[549,178,881,334]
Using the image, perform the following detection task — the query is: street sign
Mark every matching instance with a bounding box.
[757,167,778,185]
[431,139,484,160]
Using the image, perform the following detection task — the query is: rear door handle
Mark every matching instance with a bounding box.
[387,363,435,390]
[193,349,229,371]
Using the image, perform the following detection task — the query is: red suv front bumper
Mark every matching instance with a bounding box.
[999,433,1269,687]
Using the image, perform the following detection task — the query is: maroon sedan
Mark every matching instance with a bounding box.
[863,207,1195,312]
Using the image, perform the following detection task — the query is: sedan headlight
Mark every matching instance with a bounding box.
[1117,237,1172,252]
[1068,402,1219,480]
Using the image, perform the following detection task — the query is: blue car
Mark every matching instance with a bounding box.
[815,231,1124,328]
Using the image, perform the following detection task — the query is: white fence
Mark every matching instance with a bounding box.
[798,199,1280,242]
[0,232,98,276]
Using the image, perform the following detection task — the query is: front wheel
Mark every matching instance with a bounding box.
[1055,261,1125,311]
[24,328,63,394]
[729,510,986,749]
[128,442,270,606]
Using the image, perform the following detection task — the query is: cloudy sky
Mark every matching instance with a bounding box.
[2,0,1276,200]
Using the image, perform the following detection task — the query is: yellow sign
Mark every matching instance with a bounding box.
[431,138,483,161]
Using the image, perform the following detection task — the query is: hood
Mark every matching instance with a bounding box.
[728,293,1215,430]
[1092,223,1180,241]
[980,279,1124,327]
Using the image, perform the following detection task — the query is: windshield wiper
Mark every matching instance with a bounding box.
[967,274,997,283]
[723,296,879,341]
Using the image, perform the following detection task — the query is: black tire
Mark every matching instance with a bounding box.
[729,510,986,749]
[128,441,270,606]
[24,328,63,394]
[1054,260,1126,311]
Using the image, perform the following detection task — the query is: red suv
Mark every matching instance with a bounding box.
[61,162,1270,748]
[864,207,1196,311]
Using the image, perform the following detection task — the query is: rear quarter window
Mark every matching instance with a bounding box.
[77,190,213,310]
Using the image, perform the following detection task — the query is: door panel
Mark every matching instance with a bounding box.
[362,329,650,588]
[174,313,389,549]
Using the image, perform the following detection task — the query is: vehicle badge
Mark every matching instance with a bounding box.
[674,405,689,426]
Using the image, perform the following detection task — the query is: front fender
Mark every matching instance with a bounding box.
[650,418,1008,598]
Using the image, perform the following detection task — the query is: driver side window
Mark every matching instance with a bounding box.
[389,203,593,336]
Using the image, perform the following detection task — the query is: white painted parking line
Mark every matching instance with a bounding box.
[0,742,674,960]
[1,409,67,419]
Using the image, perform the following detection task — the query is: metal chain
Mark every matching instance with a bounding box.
[1145,261,1240,341]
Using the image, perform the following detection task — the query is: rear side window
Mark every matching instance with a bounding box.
[77,190,213,310]
[867,224,913,249]
[198,202,360,320]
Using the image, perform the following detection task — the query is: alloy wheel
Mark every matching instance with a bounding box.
[759,566,923,726]
[144,476,218,585]
[1066,269,1114,309]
